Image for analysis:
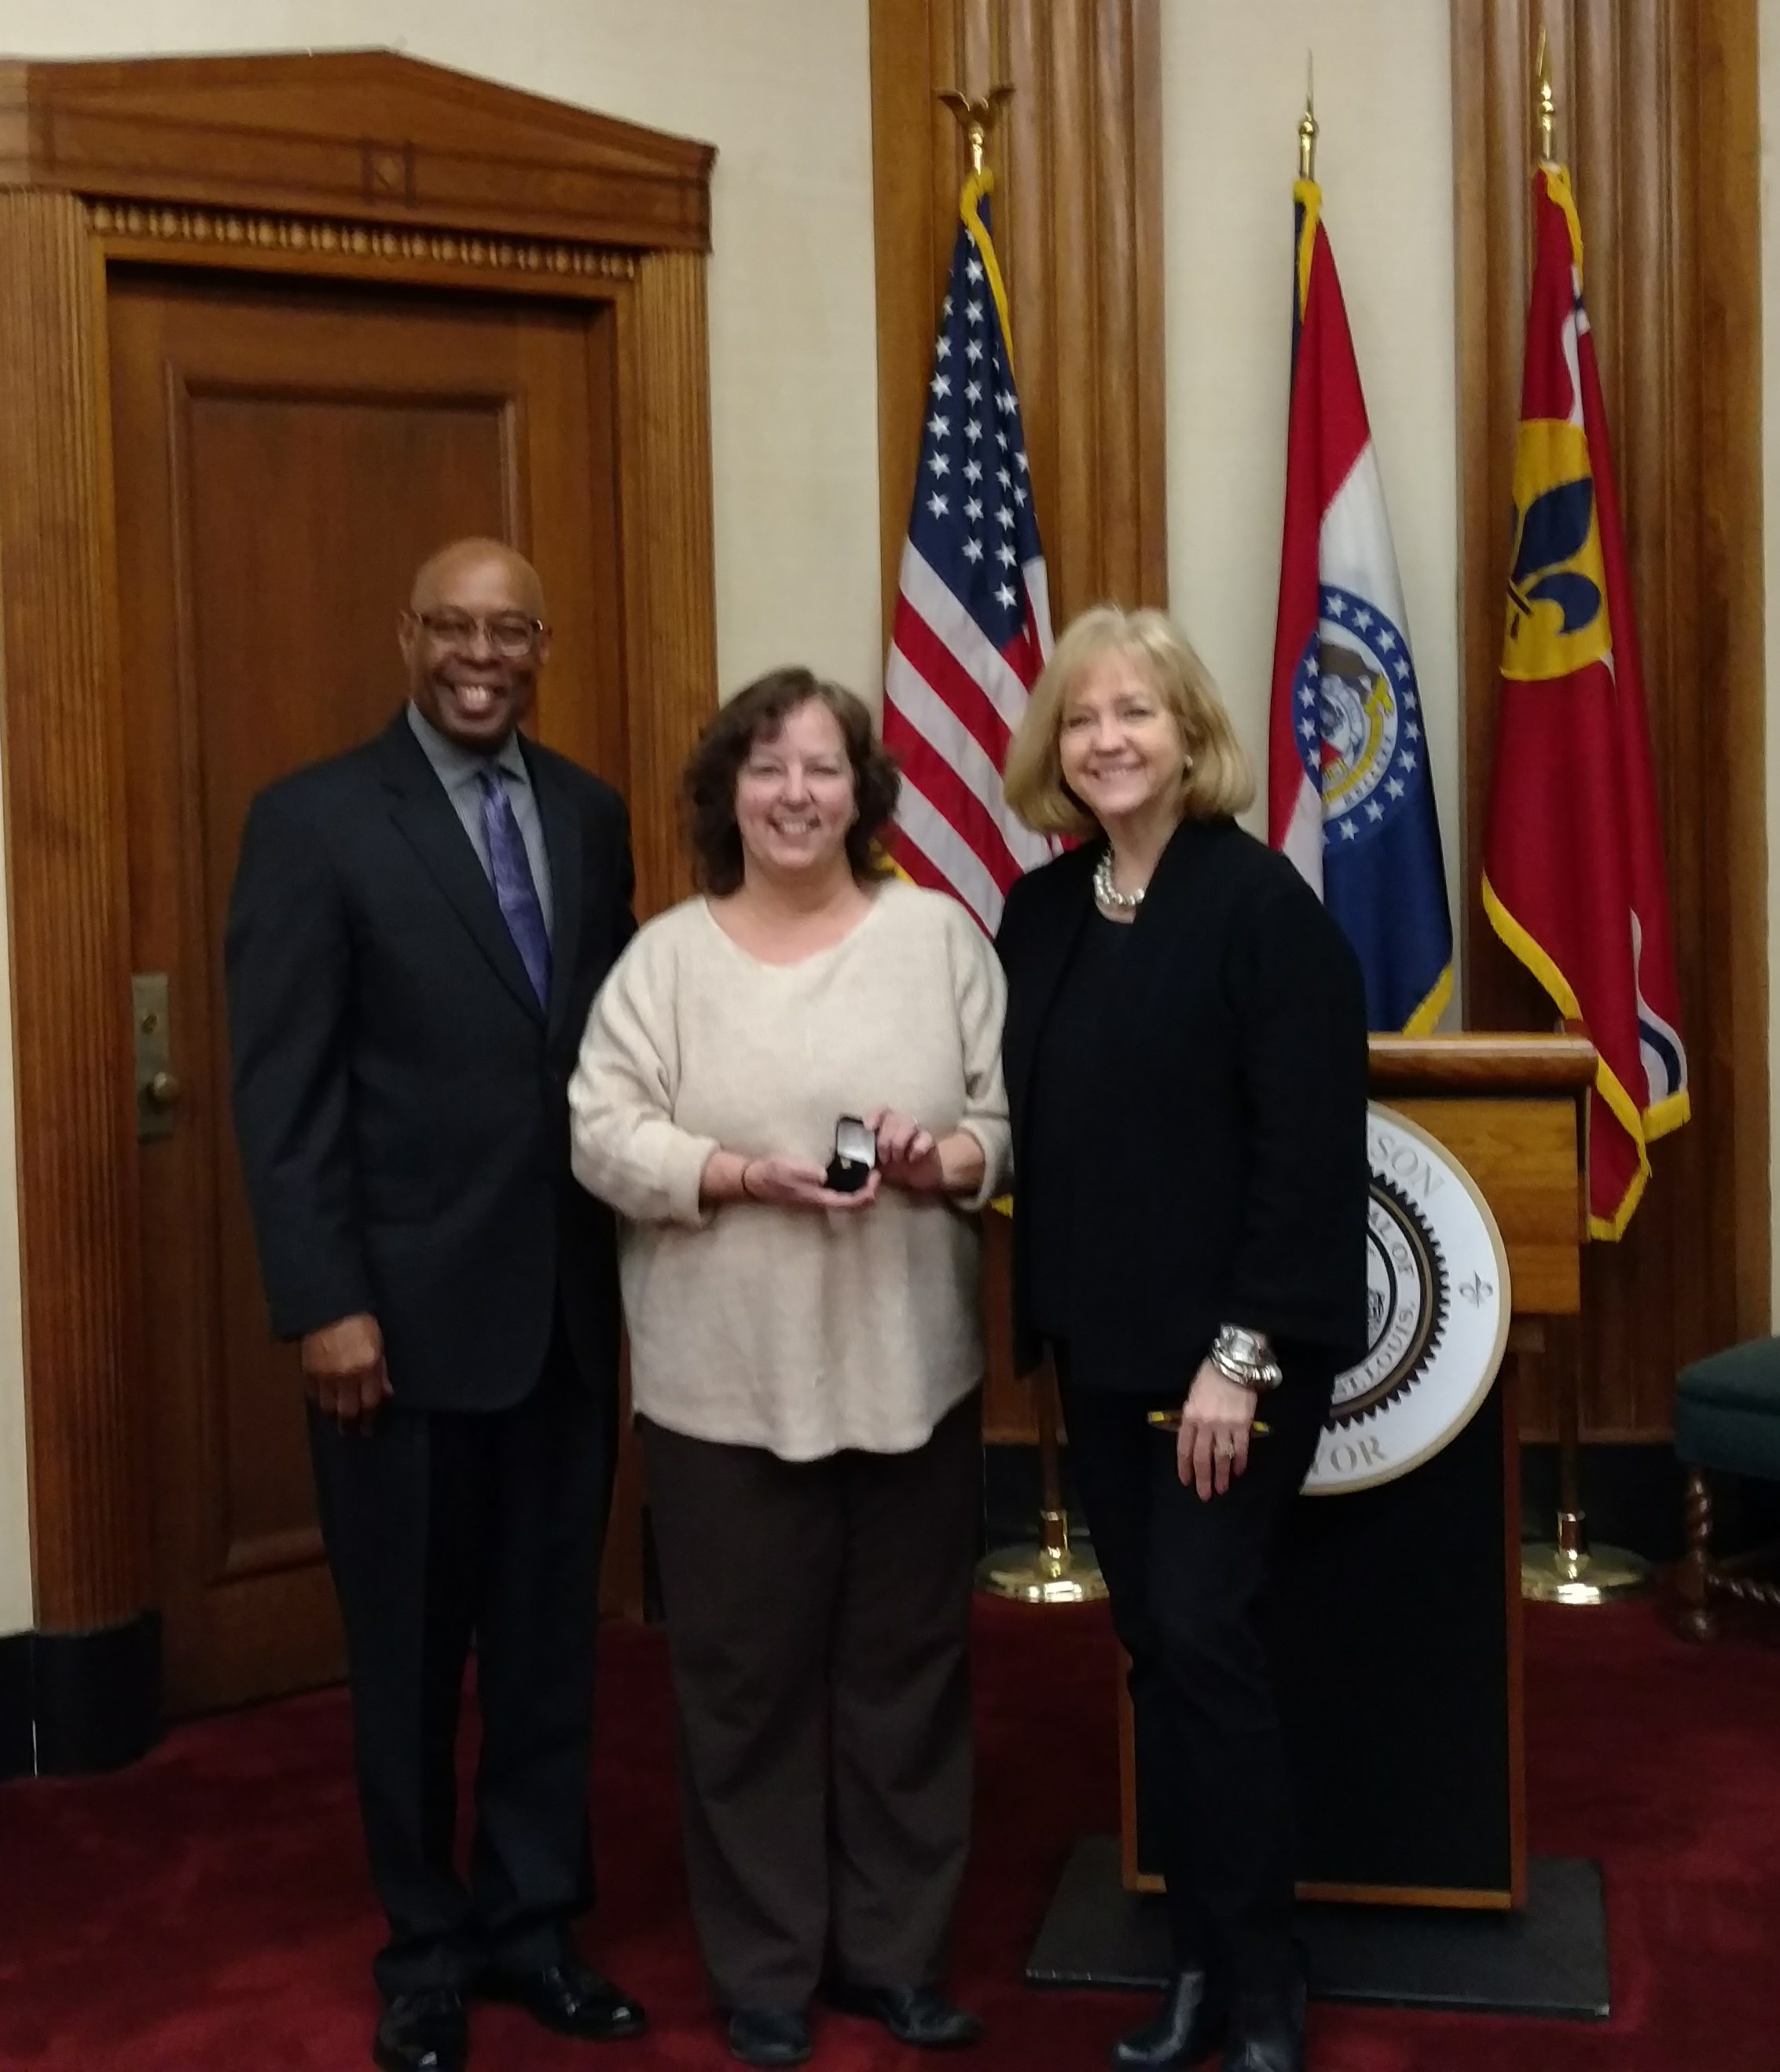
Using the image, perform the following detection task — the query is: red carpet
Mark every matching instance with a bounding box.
[0,1597,1775,2070]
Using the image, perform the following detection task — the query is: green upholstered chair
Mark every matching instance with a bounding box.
[1675,1338,1780,1640]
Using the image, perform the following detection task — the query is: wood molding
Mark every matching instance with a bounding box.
[870,0,1166,641]
[90,197,637,288]
[0,50,714,250]
[1369,1034,1597,1095]
[1694,0,1769,1349]
[596,246,721,1617]
[0,190,150,1631]
[1452,0,1767,1438]
[620,248,719,920]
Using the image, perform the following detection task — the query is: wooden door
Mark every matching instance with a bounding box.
[109,268,629,1714]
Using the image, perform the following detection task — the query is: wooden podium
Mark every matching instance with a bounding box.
[1110,1034,1597,1911]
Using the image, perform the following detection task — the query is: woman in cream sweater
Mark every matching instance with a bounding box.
[568,667,1010,2069]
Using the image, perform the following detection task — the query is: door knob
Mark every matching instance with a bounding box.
[145,1069,182,1109]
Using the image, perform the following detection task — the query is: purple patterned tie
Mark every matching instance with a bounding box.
[477,769,552,1008]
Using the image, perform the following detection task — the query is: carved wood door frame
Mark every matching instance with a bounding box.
[0,53,718,1718]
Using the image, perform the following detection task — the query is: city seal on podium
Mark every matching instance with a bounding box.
[1304,1104,1512,1496]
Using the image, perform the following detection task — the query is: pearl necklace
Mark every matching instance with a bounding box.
[1093,850,1145,913]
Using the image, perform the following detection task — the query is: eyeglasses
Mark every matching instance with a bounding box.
[411,610,545,658]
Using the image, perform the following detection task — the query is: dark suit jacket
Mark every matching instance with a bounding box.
[996,814,1371,1394]
[226,711,636,1413]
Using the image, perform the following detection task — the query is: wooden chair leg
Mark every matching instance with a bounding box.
[1678,1467,1718,1643]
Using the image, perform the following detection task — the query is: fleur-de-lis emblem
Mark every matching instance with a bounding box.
[1507,478,1601,640]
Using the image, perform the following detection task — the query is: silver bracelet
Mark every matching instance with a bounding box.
[1209,1324,1283,1394]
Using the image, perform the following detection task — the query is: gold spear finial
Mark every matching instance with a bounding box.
[1298,52,1318,181]
[1536,25,1556,163]
[939,84,1014,177]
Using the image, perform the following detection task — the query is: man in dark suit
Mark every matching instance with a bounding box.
[226,538,643,2072]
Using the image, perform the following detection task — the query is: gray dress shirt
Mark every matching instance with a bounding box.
[406,701,554,939]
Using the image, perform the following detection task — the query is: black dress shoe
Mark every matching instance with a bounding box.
[1111,1969,1224,2068]
[825,1978,983,2048]
[1220,1978,1306,2072]
[725,2007,813,2066]
[480,1954,647,2041]
[373,1989,468,2072]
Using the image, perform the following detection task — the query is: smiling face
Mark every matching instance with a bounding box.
[398,538,550,752]
[732,698,858,885]
[1056,649,1190,832]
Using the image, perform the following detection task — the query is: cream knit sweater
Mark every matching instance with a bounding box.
[568,881,1011,1460]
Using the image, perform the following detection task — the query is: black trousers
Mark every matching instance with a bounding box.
[640,1395,981,2010]
[1059,1351,1333,1994]
[308,1322,615,2000]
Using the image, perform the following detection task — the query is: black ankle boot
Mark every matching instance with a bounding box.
[1110,1968,1225,2068]
[1220,1974,1306,2072]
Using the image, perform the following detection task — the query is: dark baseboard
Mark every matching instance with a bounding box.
[1519,1442,1780,1563]
[986,1438,1780,1570]
[0,1629,31,1780]
[0,1612,163,1780]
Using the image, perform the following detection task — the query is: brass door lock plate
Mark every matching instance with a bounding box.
[133,972,182,1141]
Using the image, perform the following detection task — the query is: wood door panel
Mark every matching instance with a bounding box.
[111,266,625,1713]
[182,387,510,1604]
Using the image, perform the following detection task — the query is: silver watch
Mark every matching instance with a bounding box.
[1209,1324,1283,1394]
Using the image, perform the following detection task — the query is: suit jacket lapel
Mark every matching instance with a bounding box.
[523,740,584,1044]
[1007,847,1096,1133]
[1104,815,1237,1030]
[1132,815,1235,937]
[376,716,545,1024]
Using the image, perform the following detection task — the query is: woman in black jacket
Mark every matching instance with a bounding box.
[997,606,1370,2072]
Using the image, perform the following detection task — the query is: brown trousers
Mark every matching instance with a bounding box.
[640,1394,980,2009]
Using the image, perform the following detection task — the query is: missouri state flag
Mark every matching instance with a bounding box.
[1483,164,1689,1239]
[1268,177,1453,1033]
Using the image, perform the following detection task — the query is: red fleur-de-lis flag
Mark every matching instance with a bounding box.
[1481,164,1689,1239]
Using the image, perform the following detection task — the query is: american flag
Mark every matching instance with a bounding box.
[884,171,1055,935]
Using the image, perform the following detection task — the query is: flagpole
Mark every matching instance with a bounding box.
[1515,31,1651,1607]
[924,79,1104,1609]
[1299,53,1317,179]
[937,83,1014,180]
[976,1350,1107,1607]
[1535,25,1555,164]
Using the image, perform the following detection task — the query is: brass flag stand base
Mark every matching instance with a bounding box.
[1521,1508,1653,1604]
[975,1517,1109,1605]
[1522,1302,1652,1604]
[977,1366,1107,1606]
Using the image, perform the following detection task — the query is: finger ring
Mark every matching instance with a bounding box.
[1215,1438,1236,1460]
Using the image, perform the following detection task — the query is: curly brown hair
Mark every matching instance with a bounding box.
[683,667,901,895]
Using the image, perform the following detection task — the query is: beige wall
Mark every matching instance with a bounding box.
[1160,0,1463,1009]
[0,0,883,1636]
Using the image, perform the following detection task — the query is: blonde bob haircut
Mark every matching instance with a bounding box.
[1002,604,1256,838]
